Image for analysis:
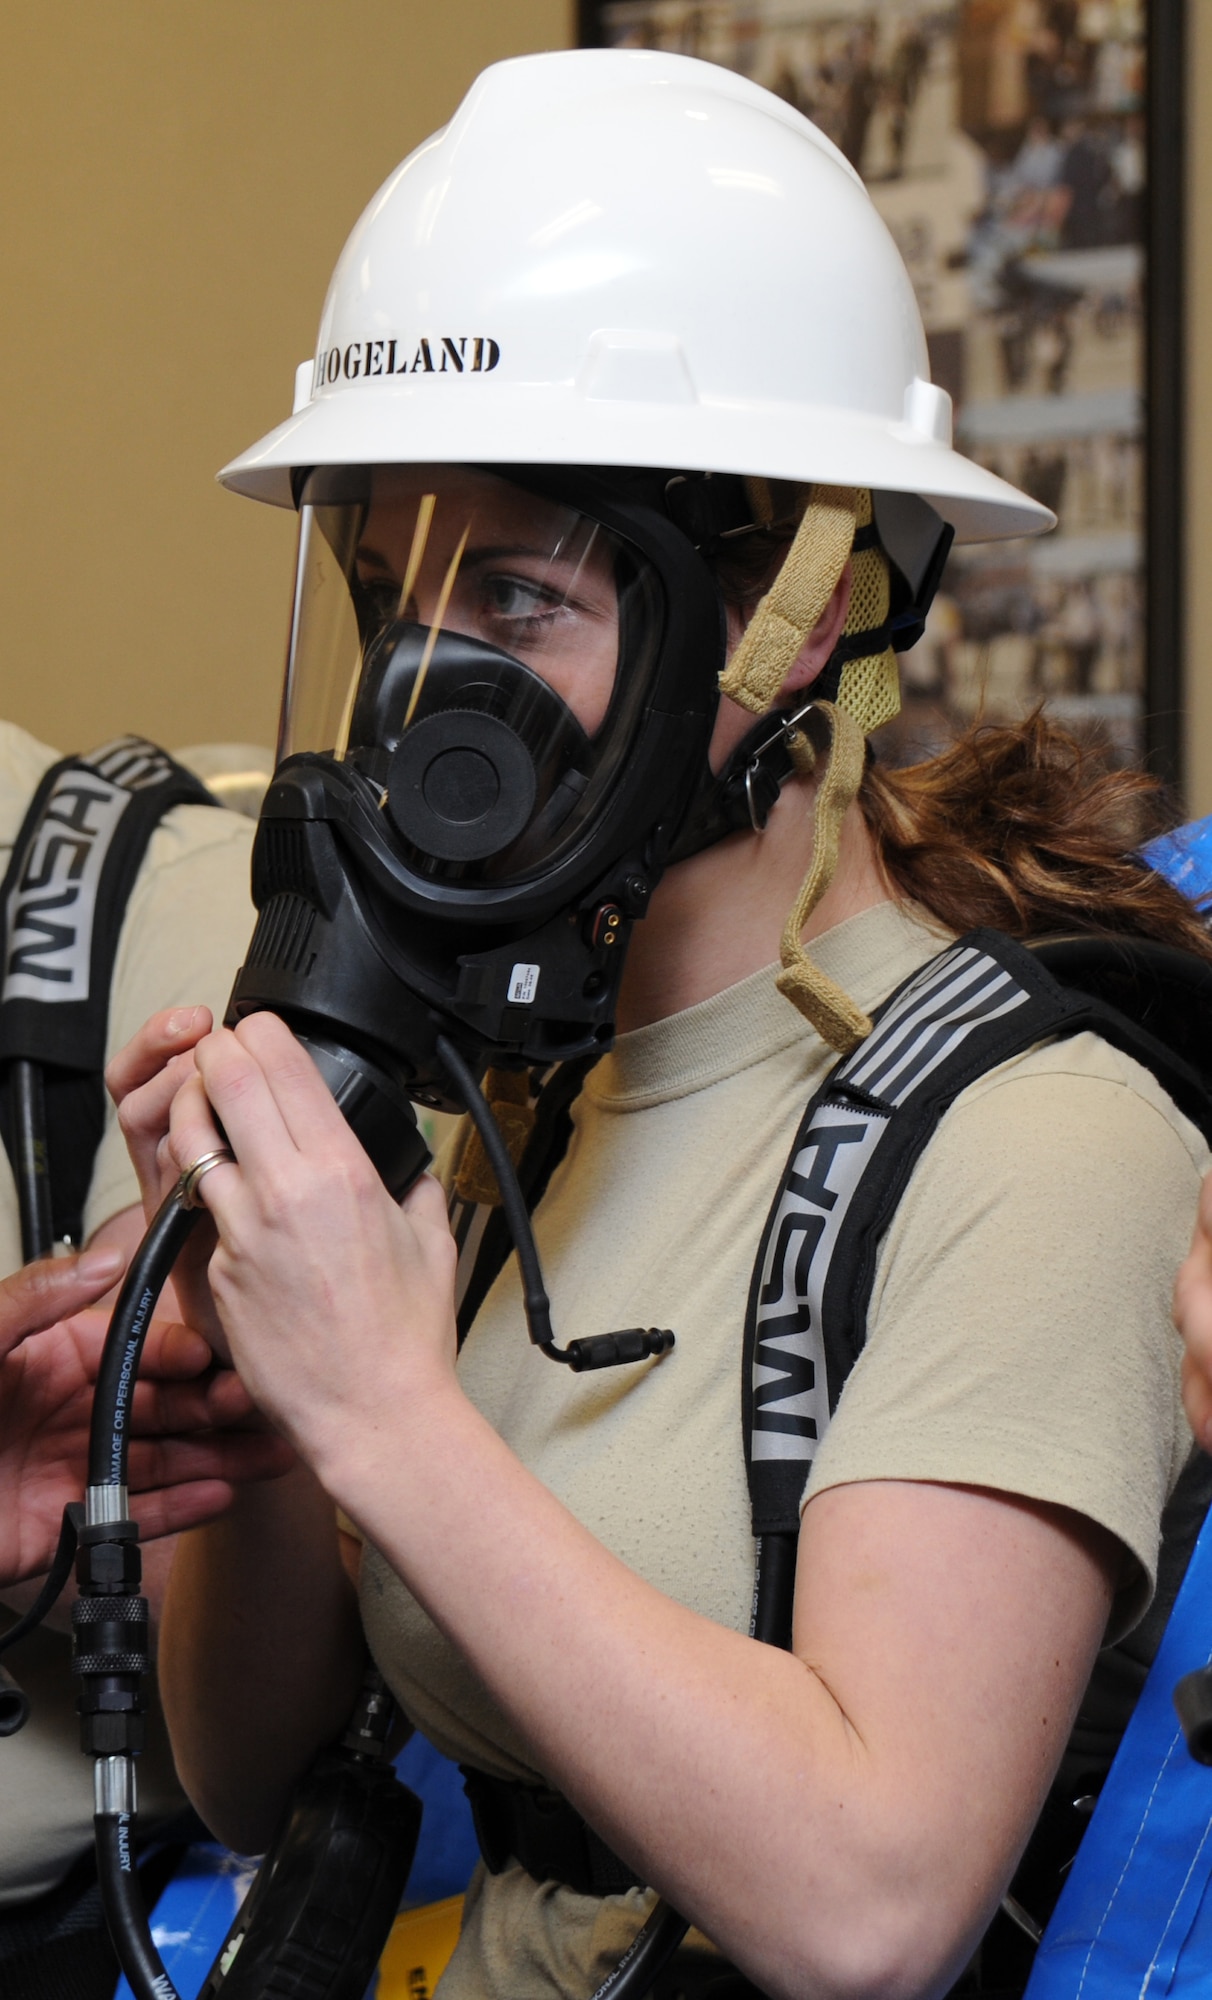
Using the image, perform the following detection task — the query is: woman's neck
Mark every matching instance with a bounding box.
[616,775,892,1034]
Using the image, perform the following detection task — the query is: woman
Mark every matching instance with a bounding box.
[111,50,1210,2000]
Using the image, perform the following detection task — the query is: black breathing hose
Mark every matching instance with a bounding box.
[96,1794,181,2000]
[436,1035,674,1374]
[78,1182,202,2000]
[588,1898,690,2000]
[436,1036,556,1347]
[88,1187,200,1489]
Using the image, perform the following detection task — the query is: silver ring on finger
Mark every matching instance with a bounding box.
[179,1147,235,1209]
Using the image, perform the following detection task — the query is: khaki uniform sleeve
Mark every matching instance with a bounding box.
[83,803,255,1240]
[804,1034,1208,1639]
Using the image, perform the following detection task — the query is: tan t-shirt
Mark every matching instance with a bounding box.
[358,898,1207,2000]
[0,720,256,1901]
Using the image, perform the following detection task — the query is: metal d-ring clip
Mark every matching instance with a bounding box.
[743,757,767,834]
[743,696,818,833]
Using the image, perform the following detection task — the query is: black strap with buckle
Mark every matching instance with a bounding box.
[460,1768,644,1897]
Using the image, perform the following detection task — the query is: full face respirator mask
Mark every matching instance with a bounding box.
[223,463,723,1189]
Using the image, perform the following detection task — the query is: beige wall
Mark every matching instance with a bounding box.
[1187,2,1212,815]
[0,1,571,760]
[5,5,1211,802]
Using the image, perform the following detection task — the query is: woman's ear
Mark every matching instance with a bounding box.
[781,560,853,694]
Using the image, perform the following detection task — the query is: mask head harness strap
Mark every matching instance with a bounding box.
[711,482,904,1055]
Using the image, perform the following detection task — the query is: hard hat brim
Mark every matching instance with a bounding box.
[218,387,1054,544]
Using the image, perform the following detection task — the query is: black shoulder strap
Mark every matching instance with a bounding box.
[0,736,216,1249]
[742,927,1212,1540]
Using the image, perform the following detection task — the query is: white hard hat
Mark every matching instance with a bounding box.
[220,48,1050,545]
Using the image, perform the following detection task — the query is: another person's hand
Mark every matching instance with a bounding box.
[0,1249,294,1586]
[1176,1170,1212,1452]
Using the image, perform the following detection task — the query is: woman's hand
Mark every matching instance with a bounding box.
[163,1012,459,1477]
[1175,1170,1212,1451]
[0,1285,294,1587]
[107,1005,229,1353]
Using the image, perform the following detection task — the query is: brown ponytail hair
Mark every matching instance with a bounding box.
[704,511,1211,962]
[859,709,1212,961]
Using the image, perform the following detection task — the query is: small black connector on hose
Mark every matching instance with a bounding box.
[1174,1665,1212,1764]
[558,1328,675,1372]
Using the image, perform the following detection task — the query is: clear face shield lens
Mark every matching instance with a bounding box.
[279,466,664,886]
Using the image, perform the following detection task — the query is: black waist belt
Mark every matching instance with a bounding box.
[460,1768,644,1898]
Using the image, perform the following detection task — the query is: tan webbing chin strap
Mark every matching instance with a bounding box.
[774,701,872,1052]
[717,482,904,1056]
[720,484,860,716]
[453,1066,535,1207]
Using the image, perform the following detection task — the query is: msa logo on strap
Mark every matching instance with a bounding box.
[83,736,179,792]
[751,1112,880,1463]
[3,770,132,1004]
[750,944,1031,1466]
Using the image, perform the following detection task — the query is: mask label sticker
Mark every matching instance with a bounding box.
[508,964,540,1006]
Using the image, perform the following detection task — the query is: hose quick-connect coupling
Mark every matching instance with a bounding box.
[72,1519,149,1758]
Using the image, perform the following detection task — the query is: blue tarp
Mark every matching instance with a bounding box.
[1143,816,1212,905]
[1025,1509,1212,1996]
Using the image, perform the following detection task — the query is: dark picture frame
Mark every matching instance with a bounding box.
[580,0,1186,790]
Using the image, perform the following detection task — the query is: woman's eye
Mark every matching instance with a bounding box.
[481,575,560,626]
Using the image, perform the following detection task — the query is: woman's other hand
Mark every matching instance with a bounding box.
[1176,1169,1212,1451]
[164,1012,458,1479]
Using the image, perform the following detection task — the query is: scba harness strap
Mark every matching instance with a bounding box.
[744,926,1212,1540]
[0,737,216,1253]
[452,928,1212,1990]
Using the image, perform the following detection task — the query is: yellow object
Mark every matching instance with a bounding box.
[719,484,859,716]
[774,703,873,1054]
[716,486,900,1052]
[834,490,901,736]
[377,1894,465,2000]
[452,1069,536,1206]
